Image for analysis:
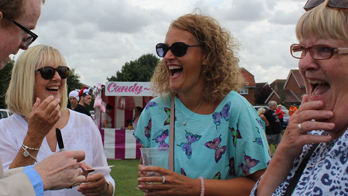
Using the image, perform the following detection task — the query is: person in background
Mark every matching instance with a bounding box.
[102,104,113,128]
[275,104,284,129]
[253,0,348,195]
[74,88,93,118]
[68,90,79,110]
[132,106,143,129]
[0,44,115,196]
[134,13,270,196]
[0,0,87,195]
[264,101,282,157]
[257,107,269,128]
[288,104,297,116]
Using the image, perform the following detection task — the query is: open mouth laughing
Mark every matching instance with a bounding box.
[310,80,330,96]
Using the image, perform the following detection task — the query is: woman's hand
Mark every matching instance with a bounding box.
[137,165,200,196]
[27,96,61,142]
[78,172,110,196]
[276,95,333,162]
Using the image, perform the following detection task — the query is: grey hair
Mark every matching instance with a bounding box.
[268,101,277,108]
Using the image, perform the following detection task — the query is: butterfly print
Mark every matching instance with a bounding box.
[240,153,260,176]
[212,101,231,129]
[164,107,176,126]
[214,172,221,179]
[144,119,152,140]
[230,126,242,147]
[227,157,236,177]
[181,168,186,176]
[153,129,169,147]
[145,101,157,110]
[257,118,263,128]
[177,131,202,159]
[253,138,263,146]
[204,134,227,163]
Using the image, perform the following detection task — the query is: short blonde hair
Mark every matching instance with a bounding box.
[257,107,266,116]
[150,13,244,103]
[6,44,68,117]
[296,0,348,41]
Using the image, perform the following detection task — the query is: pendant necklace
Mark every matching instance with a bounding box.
[181,98,204,126]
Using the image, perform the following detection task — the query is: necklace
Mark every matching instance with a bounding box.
[181,98,204,126]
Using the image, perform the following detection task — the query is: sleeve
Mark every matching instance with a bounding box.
[232,101,270,177]
[133,106,150,148]
[0,166,40,196]
[89,119,116,195]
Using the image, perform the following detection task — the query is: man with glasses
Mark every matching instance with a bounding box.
[0,0,87,195]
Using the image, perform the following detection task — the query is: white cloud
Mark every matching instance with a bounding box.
[19,0,307,86]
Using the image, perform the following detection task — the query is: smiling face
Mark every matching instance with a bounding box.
[34,60,66,103]
[298,37,348,136]
[0,0,41,70]
[163,27,207,96]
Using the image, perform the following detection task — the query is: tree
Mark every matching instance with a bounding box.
[67,68,83,93]
[254,85,273,105]
[0,60,14,108]
[107,53,159,82]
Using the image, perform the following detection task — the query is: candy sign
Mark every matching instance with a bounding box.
[105,82,152,96]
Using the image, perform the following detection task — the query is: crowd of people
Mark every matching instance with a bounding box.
[1,0,348,195]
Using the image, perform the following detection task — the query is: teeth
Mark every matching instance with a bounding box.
[47,86,59,90]
[168,66,181,70]
[309,80,327,84]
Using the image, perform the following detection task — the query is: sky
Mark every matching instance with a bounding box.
[18,0,307,87]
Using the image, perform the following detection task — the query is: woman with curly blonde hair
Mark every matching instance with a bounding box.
[134,13,270,195]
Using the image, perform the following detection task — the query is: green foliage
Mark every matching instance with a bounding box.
[107,54,159,82]
[67,68,83,93]
[0,60,14,108]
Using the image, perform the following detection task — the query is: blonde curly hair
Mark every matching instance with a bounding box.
[150,13,245,103]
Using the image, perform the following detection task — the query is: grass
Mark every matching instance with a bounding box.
[108,159,143,196]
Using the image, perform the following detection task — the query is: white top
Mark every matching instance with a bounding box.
[0,110,115,196]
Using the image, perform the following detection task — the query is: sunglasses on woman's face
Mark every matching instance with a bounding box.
[36,66,70,80]
[304,0,348,11]
[155,42,201,58]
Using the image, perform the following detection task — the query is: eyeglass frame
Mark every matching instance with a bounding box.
[304,0,348,11]
[3,15,38,47]
[35,66,70,80]
[290,44,348,60]
[155,42,202,58]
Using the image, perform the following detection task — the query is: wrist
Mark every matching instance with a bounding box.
[103,180,110,196]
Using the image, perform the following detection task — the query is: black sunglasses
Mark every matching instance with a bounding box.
[304,0,348,11]
[155,42,201,57]
[36,66,70,80]
[4,16,38,47]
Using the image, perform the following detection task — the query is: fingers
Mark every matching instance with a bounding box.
[70,150,86,162]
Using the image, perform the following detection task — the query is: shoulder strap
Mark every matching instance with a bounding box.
[169,95,175,171]
[283,143,319,196]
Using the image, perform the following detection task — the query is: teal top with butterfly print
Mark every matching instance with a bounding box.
[133,90,271,179]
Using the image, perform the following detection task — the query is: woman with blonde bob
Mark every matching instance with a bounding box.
[134,13,270,196]
[252,0,348,195]
[0,44,115,196]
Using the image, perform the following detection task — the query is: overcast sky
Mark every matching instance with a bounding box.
[19,0,307,87]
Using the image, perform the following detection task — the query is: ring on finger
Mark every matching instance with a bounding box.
[298,123,304,133]
[161,175,166,184]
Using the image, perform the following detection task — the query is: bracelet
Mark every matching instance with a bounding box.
[22,143,40,151]
[103,180,110,196]
[21,144,38,162]
[199,176,205,196]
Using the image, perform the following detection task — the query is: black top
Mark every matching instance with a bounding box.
[264,109,282,135]
[74,104,91,117]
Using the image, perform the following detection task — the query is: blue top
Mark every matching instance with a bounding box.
[134,90,270,179]
[23,165,44,196]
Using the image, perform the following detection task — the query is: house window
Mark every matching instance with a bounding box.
[239,87,248,95]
